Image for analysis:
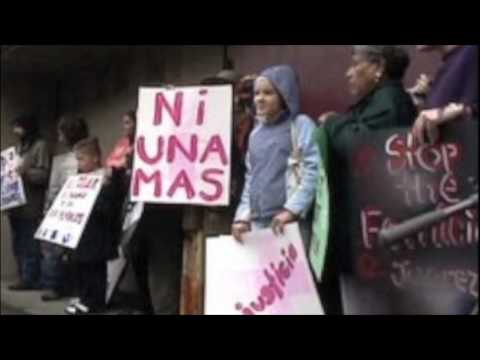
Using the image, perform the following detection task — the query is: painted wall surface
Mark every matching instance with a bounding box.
[57,46,224,161]
[231,45,440,118]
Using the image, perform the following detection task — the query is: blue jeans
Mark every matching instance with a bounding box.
[8,216,41,286]
[40,242,67,292]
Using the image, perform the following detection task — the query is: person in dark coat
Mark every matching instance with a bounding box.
[110,109,184,315]
[7,114,50,291]
[41,115,89,302]
[314,45,418,314]
[65,137,121,315]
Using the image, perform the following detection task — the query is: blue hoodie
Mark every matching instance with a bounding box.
[235,65,321,223]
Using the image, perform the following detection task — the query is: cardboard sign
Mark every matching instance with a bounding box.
[342,120,478,315]
[44,152,78,212]
[205,224,324,315]
[106,256,127,305]
[131,86,233,206]
[310,155,330,282]
[1,147,27,211]
[35,174,104,249]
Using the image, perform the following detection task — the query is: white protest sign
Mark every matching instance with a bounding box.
[35,174,104,249]
[44,152,78,212]
[106,256,127,304]
[106,201,144,304]
[205,224,324,315]
[122,201,144,231]
[1,147,27,211]
[131,85,233,206]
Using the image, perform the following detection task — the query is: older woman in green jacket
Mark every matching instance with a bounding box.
[314,45,417,314]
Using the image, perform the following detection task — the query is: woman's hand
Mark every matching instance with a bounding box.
[317,111,338,126]
[412,103,466,146]
[409,74,432,97]
[271,210,297,236]
[412,110,440,146]
[232,221,251,243]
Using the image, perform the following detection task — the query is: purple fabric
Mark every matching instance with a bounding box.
[426,45,478,109]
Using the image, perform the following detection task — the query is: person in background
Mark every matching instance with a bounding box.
[315,45,417,314]
[104,110,141,313]
[411,45,478,145]
[105,110,137,237]
[232,65,320,248]
[65,138,122,315]
[41,115,89,302]
[7,114,50,291]
[117,107,184,315]
[412,45,478,315]
[105,110,136,171]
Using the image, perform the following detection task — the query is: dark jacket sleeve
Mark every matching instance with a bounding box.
[108,168,131,244]
[360,88,417,129]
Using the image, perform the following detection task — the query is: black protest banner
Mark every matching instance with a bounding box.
[342,119,478,315]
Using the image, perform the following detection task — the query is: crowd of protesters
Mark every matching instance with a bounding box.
[3,45,478,315]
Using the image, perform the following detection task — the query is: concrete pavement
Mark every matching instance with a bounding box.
[0,280,67,315]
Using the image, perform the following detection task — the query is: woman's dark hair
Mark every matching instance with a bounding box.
[201,69,239,86]
[58,115,89,147]
[201,78,233,86]
[124,110,137,122]
[10,114,40,144]
[353,45,411,81]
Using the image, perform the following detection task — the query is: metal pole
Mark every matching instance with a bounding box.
[379,193,479,245]
[222,45,233,70]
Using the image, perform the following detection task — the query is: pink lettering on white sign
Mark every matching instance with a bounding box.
[131,86,233,206]
[206,224,324,315]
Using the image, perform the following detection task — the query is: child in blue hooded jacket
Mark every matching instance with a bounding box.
[232,65,321,247]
